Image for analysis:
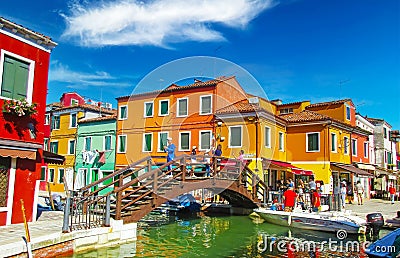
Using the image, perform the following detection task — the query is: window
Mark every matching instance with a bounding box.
[100,171,114,187]
[279,108,293,114]
[331,133,337,152]
[58,168,65,183]
[48,168,55,183]
[346,105,351,120]
[364,142,368,158]
[45,114,50,125]
[229,126,242,148]
[159,100,169,116]
[177,98,188,117]
[351,139,357,156]
[158,132,169,152]
[118,135,127,153]
[307,132,320,152]
[385,151,387,163]
[104,135,112,151]
[40,166,46,181]
[179,132,190,151]
[84,137,91,151]
[279,132,284,151]
[71,98,79,106]
[144,101,154,117]
[200,95,212,115]
[119,105,127,120]
[44,138,49,151]
[70,113,77,128]
[50,141,58,154]
[264,127,271,148]
[68,139,75,155]
[200,131,212,150]
[384,128,387,139]
[343,137,349,155]
[52,115,60,130]
[143,133,152,152]
[0,52,34,102]
[388,152,392,165]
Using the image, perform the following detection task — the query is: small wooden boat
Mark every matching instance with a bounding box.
[252,207,367,234]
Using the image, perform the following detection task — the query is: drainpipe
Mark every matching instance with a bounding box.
[255,116,259,172]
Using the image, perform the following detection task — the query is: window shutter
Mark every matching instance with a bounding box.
[13,61,29,99]
[145,134,152,151]
[1,57,16,99]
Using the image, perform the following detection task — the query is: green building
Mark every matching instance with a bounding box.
[75,115,116,194]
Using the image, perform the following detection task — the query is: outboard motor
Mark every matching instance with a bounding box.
[366,213,384,238]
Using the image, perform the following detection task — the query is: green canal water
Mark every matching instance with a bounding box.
[71,213,379,258]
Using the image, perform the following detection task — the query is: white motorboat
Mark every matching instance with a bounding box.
[251,207,367,234]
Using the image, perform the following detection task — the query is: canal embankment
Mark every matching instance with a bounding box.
[0,211,137,258]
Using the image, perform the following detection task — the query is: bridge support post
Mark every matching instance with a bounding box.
[104,195,111,227]
[115,177,123,220]
[62,191,71,233]
[181,157,186,182]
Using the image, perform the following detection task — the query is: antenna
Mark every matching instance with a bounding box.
[339,79,350,98]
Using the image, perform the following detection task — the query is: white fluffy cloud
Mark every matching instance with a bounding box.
[62,0,275,47]
[49,61,132,89]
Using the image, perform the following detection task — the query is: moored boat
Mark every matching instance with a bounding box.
[252,207,367,234]
[365,228,400,257]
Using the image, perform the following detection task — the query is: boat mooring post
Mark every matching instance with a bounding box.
[104,195,111,227]
[62,191,71,233]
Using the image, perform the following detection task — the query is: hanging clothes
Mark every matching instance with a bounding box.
[86,150,98,164]
[98,151,106,164]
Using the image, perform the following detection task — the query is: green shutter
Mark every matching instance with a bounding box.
[1,56,29,99]
[105,136,111,150]
[161,101,168,115]
[1,57,16,98]
[14,61,29,99]
[145,134,152,151]
[119,136,126,152]
[40,167,46,181]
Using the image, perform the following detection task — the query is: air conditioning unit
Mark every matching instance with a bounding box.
[248,97,259,104]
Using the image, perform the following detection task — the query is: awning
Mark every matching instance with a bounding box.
[0,148,36,160]
[332,163,373,177]
[263,159,313,176]
[356,163,375,171]
[43,150,65,165]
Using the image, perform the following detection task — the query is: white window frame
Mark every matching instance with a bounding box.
[200,95,212,115]
[117,135,127,153]
[278,132,284,151]
[142,133,153,152]
[103,135,112,151]
[44,138,49,151]
[352,138,357,156]
[176,97,188,117]
[119,105,128,120]
[306,132,320,152]
[58,168,65,183]
[264,126,271,148]
[157,132,169,152]
[199,130,212,151]
[45,114,50,125]
[0,50,35,103]
[50,141,59,154]
[159,99,170,116]
[143,101,154,118]
[52,115,60,130]
[331,133,337,153]
[68,139,75,155]
[345,104,351,121]
[344,136,349,155]
[70,113,77,128]
[179,131,191,151]
[364,142,368,158]
[71,98,79,106]
[48,168,55,183]
[229,125,243,148]
[84,137,92,151]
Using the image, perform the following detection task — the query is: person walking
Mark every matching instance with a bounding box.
[163,137,176,174]
[389,184,396,204]
[340,182,347,209]
[356,181,364,205]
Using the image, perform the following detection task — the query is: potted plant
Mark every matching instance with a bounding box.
[2,99,37,117]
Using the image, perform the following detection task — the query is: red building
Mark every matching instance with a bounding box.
[0,17,57,225]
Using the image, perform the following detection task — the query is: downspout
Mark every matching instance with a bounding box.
[255,116,259,172]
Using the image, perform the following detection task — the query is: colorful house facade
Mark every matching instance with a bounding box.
[115,76,249,169]
[75,115,117,194]
[0,17,56,225]
[47,93,115,194]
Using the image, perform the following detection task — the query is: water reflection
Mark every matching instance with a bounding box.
[71,214,382,257]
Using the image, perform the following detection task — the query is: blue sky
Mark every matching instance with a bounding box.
[1,0,399,128]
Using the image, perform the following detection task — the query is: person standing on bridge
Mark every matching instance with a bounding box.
[164,137,176,175]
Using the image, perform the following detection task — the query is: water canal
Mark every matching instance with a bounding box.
[68,212,386,258]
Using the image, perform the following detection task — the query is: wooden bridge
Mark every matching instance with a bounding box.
[64,155,268,231]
